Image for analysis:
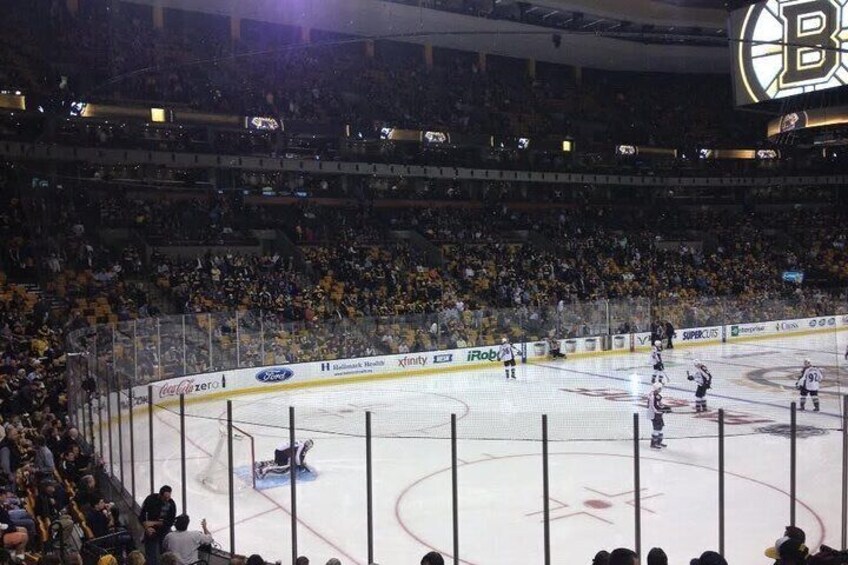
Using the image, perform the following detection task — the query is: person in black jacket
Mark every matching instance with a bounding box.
[139,485,177,565]
[85,498,112,539]
[0,428,22,486]
[664,320,675,350]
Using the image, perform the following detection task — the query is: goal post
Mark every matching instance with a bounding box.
[198,423,256,492]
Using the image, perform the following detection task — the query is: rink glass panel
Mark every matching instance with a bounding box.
[65,296,848,563]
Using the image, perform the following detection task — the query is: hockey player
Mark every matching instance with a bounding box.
[650,341,669,385]
[796,359,823,411]
[648,382,669,449]
[687,359,713,413]
[254,439,314,479]
[497,337,522,379]
[548,334,566,360]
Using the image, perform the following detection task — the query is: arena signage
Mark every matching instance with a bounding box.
[730,324,768,337]
[681,327,722,342]
[158,375,225,398]
[255,367,294,383]
[109,310,848,413]
[730,0,848,105]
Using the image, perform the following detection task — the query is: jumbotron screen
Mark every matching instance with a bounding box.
[729,0,848,106]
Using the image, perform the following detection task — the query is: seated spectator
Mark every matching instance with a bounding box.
[647,547,668,565]
[609,548,638,565]
[421,552,444,565]
[75,474,103,509]
[592,551,610,565]
[159,553,180,565]
[0,487,35,540]
[85,498,112,539]
[128,550,146,565]
[34,479,61,521]
[58,449,83,484]
[691,551,728,565]
[766,536,810,564]
[163,514,214,565]
[0,506,28,559]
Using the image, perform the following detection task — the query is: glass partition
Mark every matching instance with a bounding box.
[65,296,848,564]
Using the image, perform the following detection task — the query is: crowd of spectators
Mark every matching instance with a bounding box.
[0,0,769,154]
[0,3,848,563]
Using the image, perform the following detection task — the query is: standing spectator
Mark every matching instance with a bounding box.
[664,320,675,349]
[33,436,55,476]
[0,428,22,485]
[295,558,309,565]
[163,514,214,565]
[139,486,177,565]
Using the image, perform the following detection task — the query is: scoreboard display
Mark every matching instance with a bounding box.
[730,0,848,105]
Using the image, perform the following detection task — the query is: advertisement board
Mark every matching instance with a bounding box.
[117,311,848,409]
[678,326,722,344]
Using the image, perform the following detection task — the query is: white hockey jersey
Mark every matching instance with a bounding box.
[647,391,664,419]
[498,343,519,362]
[797,366,823,392]
[650,347,663,368]
[692,365,713,387]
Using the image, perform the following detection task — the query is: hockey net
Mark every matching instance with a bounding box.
[198,424,256,492]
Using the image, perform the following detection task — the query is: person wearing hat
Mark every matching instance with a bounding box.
[765,535,810,564]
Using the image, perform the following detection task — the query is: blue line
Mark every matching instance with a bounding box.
[534,362,843,419]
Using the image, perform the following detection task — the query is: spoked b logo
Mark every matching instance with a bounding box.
[738,0,848,103]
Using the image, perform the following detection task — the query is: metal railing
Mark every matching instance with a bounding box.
[64,292,848,564]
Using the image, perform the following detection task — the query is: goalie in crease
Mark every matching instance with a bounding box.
[254,439,315,479]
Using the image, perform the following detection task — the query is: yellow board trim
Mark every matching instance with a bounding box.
[94,325,848,428]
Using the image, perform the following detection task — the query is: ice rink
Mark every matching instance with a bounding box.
[103,331,848,565]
